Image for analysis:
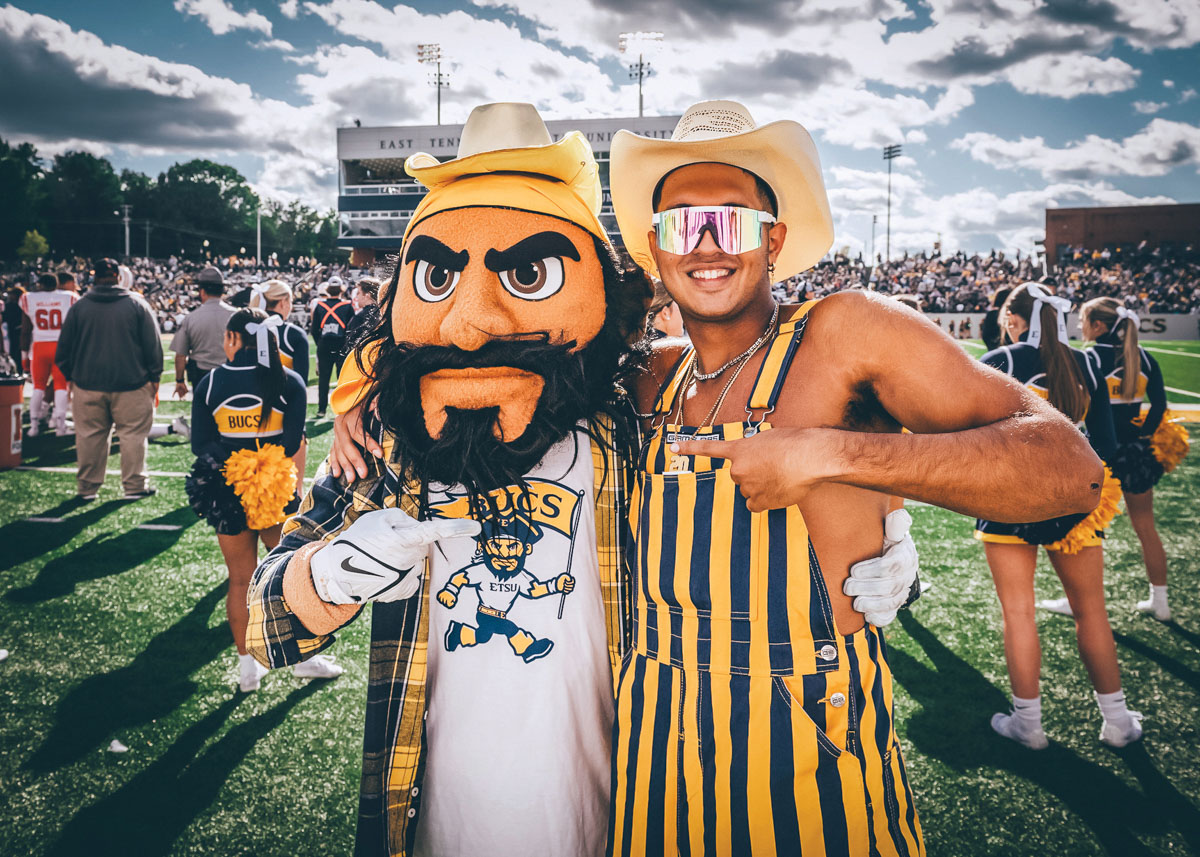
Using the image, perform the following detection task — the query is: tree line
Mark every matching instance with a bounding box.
[0,138,343,263]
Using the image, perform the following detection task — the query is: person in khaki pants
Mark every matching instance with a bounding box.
[55,258,163,501]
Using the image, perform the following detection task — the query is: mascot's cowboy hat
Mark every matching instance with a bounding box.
[610,99,833,283]
[402,102,608,245]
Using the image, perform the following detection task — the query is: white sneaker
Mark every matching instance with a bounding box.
[172,415,191,440]
[239,656,268,692]
[293,654,344,680]
[27,420,39,438]
[1135,598,1171,622]
[1100,710,1144,748]
[1038,596,1074,617]
[54,417,69,437]
[991,711,1049,750]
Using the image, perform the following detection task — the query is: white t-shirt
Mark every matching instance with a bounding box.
[19,290,77,344]
[414,429,614,857]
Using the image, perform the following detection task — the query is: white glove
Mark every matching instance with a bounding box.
[842,508,919,627]
[310,508,481,604]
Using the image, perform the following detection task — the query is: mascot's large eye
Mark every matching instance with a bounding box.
[498,257,564,301]
[413,260,459,302]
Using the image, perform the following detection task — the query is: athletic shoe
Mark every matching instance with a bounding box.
[990,711,1049,750]
[27,420,39,438]
[171,415,191,440]
[123,488,158,501]
[294,654,344,679]
[444,621,463,652]
[1037,596,1074,617]
[1135,597,1171,622]
[315,411,327,420]
[54,417,70,437]
[1100,710,1144,748]
[239,657,268,693]
[76,493,98,502]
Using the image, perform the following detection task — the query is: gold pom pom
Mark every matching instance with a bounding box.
[1148,410,1190,474]
[1047,466,1122,555]
[223,445,298,531]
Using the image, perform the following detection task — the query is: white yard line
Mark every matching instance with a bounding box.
[15,466,189,478]
[1164,386,1200,400]
[1143,346,1200,359]
[24,516,65,523]
[136,523,182,531]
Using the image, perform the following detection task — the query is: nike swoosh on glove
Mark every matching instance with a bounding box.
[841,508,919,627]
[310,508,481,604]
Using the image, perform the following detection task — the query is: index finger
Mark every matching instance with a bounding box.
[671,438,739,459]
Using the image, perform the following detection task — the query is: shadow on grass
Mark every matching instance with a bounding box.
[306,419,334,439]
[17,432,79,468]
[891,611,1163,856]
[26,582,230,773]
[5,506,198,603]
[0,498,125,574]
[1164,621,1200,654]
[47,682,322,857]
[1113,630,1200,691]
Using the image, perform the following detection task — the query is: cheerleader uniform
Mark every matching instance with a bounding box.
[1089,332,1173,494]
[272,312,311,382]
[974,335,1119,551]
[185,350,307,534]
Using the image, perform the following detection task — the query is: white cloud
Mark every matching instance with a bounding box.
[1164,79,1175,87]
[1182,88,1198,103]
[951,119,1200,180]
[1005,54,1138,97]
[174,0,273,36]
[280,0,300,18]
[1133,100,1168,114]
[252,38,295,52]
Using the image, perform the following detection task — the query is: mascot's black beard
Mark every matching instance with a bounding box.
[365,337,595,507]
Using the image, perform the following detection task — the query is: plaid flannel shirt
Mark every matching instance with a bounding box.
[246,418,633,857]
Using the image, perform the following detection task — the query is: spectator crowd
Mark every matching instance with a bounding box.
[774,242,1200,315]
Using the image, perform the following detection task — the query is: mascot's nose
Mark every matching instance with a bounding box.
[438,269,518,352]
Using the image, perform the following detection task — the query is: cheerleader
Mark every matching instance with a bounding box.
[976,283,1142,749]
[185,308,341,692]
[1081,297,1186,621]
[249,279,311,492]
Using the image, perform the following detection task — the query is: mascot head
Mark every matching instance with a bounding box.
[358,103,647,506]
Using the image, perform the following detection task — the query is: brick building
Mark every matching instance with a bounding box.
[1045,202,1200,269]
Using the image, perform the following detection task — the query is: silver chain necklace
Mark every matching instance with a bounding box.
[692,303,780,381]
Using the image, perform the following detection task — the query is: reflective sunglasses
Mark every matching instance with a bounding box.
[652,205,777,256]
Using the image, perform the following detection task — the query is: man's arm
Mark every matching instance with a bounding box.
[679,292,1102,520]
[54,308,76,382]
[170,322,190,398]
[246,463,370,668]
[139,303,163,388]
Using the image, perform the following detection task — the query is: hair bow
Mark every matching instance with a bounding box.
[245,314,284,367]
[1024,283,1072,348]
[1116,306,1140,327]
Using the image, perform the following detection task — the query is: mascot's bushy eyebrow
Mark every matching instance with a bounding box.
[484,231,580,272]
[406,235,470,271]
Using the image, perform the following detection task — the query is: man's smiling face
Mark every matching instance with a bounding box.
[392,207,607,441]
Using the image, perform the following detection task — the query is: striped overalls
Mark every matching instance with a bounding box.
[610,306,924,857]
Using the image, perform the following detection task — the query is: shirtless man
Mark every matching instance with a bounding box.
[605,101,1100,856]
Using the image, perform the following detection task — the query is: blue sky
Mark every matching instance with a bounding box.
[1,0,1197,256]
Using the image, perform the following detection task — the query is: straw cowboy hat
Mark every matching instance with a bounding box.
[610,100,833,282]
[402,102,607,243]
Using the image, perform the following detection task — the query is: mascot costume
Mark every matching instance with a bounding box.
[247,103,919,857]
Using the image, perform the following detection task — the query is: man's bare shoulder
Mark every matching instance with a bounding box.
[631,337,690,413]
[806,290,942,355]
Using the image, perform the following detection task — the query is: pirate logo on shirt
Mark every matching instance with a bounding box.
[431,480,583,663]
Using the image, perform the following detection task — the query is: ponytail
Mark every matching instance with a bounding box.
[1082,296,1141,400]
[1005,284,1089,423]
[227,307,286,431]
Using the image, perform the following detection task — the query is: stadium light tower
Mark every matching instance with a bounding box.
[417,43,450,125]
[120,204,132,258]
[883,144,902,262]
[619,31,663,117]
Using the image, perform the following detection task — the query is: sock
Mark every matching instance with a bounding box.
[1094,689,1131,723]
[148,424,170,438]
[1149,585,1168,610]
[1011,694,1042,729]
[238,653,258,669]
[29,389,44,421]
[53,389,68,421]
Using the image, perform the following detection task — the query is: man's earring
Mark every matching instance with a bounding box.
[768,262,776,277]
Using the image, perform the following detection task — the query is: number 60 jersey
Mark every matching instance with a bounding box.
[19,289,78,343]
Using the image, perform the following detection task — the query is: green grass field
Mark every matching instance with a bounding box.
[0,342,1197,855]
